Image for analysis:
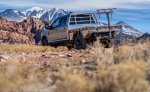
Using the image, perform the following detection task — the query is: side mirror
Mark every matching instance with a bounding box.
[45,24,54,30]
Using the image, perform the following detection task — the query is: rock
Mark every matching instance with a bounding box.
[0,17,45,44]
[0,55,9,62]
[66,54,72,57]
[81,59,86,63]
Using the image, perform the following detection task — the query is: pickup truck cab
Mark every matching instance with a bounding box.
[41,12,115,49]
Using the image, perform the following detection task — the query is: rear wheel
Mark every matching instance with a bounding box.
[100,39,112,48]
[41,37,48,46]
[74,33,87,50]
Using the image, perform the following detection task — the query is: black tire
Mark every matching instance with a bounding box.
[74,33,87,50]
[41,37,48,46]
[104,40,111,48]
[67,44,73,50]
[101,39,112,48]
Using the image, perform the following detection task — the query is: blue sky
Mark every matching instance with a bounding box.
[0,0,150,33]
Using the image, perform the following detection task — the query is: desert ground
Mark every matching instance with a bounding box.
[0,42,150,92]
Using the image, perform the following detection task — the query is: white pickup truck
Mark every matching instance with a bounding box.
[41,12,119,50]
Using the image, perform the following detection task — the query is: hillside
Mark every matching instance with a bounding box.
[0,43,149,92]
[0,17,44,44]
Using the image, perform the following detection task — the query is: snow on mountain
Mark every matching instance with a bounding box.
[23,7,70,22]
[0,7,70,22]
[23,7,47,18]
[26,7,43,12]
[98,21,142,38]
[40,8,70,22]
[0,9,25,21]
[116,21,143,37]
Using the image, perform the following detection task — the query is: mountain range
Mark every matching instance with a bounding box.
[0,7,70,22]
[0,9,25,21]
[116,21,143,37]
[0,7,147,44]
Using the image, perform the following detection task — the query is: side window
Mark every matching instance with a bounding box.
[76,14,96,24]
[59,16,67,26]
[52,19,60,28]
[69,14,96,25]
[91,14,96,23]
[52,16,67,28]
[70,15,76,25]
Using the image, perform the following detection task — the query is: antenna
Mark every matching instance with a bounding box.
[97,8,116,38]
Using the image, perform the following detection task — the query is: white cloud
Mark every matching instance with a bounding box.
[0,0,150,10]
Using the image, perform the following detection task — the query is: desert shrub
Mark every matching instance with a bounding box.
[95,62,149,92]
[55,70,94,92]
[114,43,150,63]
[0,59,53,92]
[92,40,114,65]
[0,42,150,92]
[0,59,29,92]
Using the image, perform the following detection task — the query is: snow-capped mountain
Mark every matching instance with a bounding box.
[114,21,143,44]
[40,8,70,22]
[0,7,70,22]
[0,9,25,21]
[23,7,70,22]
[116,21,143,37]
[23,7,47,18]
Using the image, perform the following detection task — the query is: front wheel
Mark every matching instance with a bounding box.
[41,37,48,46]
[74,33,87,50]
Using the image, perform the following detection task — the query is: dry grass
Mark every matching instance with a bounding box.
[114,43,150,63]
[55,70,94,92]
[0,59,54,92]
[0,43,150,92]
[95,62,149,92]
[0,44,68,53]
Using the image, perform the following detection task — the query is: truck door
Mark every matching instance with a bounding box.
[47,18,59,42]
[54,16,69,41]
[48,16,69,42]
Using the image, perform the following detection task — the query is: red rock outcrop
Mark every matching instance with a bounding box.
[0,17,45,44]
